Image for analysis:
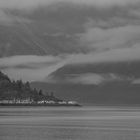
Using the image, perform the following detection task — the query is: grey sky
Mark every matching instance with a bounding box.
[0,0,140,9]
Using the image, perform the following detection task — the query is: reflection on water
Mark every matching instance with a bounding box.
[0,106,140,140]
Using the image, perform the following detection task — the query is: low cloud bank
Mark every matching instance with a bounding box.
[1,44,140,82]
[46,73,133,85]
[0,55,66,82]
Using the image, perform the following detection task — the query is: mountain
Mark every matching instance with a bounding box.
[0,71,61,102]
[1,2,140,106]
[31,62,140,105]
[49,62,140,78]
[0,3,89,57]
[31,81,140,105]
[0,24,82,57]
[0,25,46,56]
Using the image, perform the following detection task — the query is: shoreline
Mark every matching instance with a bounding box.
[0,103,82,107]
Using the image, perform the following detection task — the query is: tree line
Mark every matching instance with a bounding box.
[0,71,61,102]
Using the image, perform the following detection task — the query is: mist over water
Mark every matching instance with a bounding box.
[0,106,140,140]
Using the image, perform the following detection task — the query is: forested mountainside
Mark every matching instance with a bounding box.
[0,71,61,102]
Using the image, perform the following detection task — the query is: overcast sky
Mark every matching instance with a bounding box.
[0,0,140,84]
[0,0,140,9]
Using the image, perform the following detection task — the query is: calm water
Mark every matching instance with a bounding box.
[0,106,140,140]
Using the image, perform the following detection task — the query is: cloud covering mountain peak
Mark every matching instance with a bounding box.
[0,0,140,84]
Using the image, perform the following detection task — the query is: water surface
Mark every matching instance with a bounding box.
[0,106,140,140]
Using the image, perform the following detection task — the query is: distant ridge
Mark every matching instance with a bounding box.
[31,80,140,106]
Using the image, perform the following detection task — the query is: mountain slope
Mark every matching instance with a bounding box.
[31,62,140,105]
[0,71,61,102]
[31,81,140,105]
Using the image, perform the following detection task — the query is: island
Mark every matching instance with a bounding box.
[0,71,81,106]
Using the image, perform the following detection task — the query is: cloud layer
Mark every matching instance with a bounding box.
[79,25,140,50]
[0,55,66,82]
[68,44,140,64]
[0,0,140,10]
[61,73,127,85]
[0,0,140,84]
[1,43,140,82]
